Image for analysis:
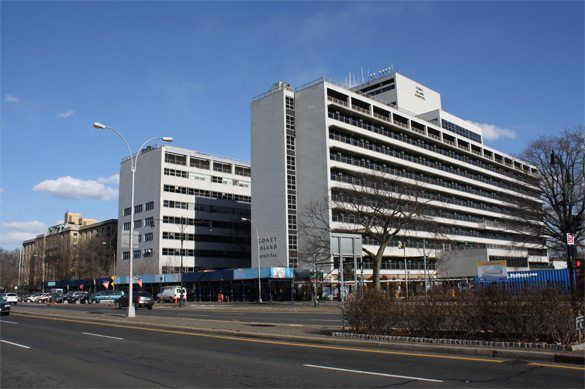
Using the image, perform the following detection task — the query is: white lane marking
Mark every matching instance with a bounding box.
[0,320,18,324]
[177,314,210,317]
[1,340,30,349]
[303,364,443,383]
[82,332,124,340]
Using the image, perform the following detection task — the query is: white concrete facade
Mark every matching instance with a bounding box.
[251,72,547,278]
[117,145,251,276]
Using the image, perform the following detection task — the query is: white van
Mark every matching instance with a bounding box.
[157,286,187,302]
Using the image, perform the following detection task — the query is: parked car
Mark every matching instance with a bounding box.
[157,286,187,302]
[88,290,125,304]
[36,293,52,303]
[115,291,154,310]
[63,291,89,304]
[0,297,10,316]
[0,293,18,305]
[24,293,42,303]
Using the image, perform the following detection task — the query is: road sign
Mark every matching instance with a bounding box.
[567,233,575,245]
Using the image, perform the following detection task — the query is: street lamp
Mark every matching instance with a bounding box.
[93,122,173,317]
[242,217,261,303]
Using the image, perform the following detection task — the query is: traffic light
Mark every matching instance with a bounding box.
[575,258,584,292]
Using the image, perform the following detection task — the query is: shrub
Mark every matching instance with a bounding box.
[344,286,582,345]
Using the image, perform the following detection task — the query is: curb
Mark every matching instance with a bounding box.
[12,309,585,366]
[332,331,571,352]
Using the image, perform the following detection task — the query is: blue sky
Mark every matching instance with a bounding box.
[1,1,583,249]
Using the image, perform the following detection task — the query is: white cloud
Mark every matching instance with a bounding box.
[0,220,47,247]
[468,121,517,141]
[58,110,75,118]
[4,94,20,103]
[33,175,119,201]
[97,174,119,185]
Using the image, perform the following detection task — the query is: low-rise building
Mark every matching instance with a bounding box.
[21,212,117,289]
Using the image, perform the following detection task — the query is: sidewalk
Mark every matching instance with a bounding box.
[12,304,585,366]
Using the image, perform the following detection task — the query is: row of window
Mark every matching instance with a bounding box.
[164,168,251,188]
[163,184,251,203]
[331,170,517,218]
[122,218,155,231]
[123,201,155,216]
[330,187,535,231]
[161,248,249,259]
[284,98,298,260]
[329,150,531,208]
[441,119,482,143]
[162,231,249,244]
[121,249,153,260]
[329,128,538,199]
[164,152,251,176]
[328,109,535,185]
[162,216,244,230]
[332,211,542,244]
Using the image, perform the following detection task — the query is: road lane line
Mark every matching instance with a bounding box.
[83,332,124,340]
[528,362,585,371]
[1,340,30,349]
[0,320,18,324]
[303,364,444,383]
[177,314,210,317]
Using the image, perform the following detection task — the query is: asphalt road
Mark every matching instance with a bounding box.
[2,314,584,388]
[14,302,344,327]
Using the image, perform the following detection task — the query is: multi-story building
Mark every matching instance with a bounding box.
[251,72,547,280]
[21,212,117,289]
[116,145,251,276]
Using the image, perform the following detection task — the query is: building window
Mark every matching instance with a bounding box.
[134,219,142,228]
[133,250,142,259]
[145,201,154,211]
[144,217,154,228]
[123,222,131,231]
[213,161,232,173]
[123,207,131,216]
[234,165,251,177]
[135,204,143,213]
[143,248,153,257]
[122,252,130,260]
[164,168,188,178]
[165,152,187,166]
[145,232,153,242]
[190,157,210,170]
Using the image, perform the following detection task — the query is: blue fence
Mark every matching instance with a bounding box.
[475,269,569,290]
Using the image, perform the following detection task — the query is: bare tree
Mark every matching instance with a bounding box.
[297,226,332,301]
[301,172,437,290]
[0,248,20,291]
[520,128,584,255]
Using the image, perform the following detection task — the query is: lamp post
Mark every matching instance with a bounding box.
[242,217,261,303]
[550,150,577,294]
[93,122,173,317]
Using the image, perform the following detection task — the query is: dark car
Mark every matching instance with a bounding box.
[0,297,11,316]
[115,291,154,310]
[64,291,89,304]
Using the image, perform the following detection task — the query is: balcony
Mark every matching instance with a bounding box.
[327,95,348,107]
